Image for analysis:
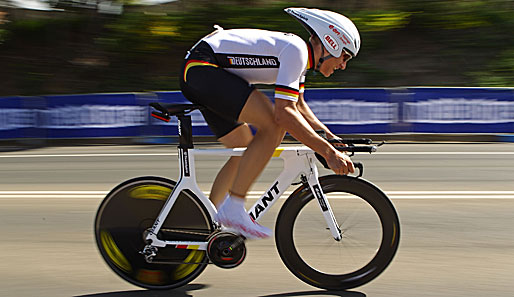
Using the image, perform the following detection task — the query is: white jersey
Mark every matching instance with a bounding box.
[202,28,312,102]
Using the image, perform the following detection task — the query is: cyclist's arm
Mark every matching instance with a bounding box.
[297,93,340,140]
[274,98,354,174]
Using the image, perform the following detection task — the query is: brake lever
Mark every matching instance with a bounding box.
[353,162,364,178]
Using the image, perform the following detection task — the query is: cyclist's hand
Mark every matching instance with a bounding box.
[326,150,355,175]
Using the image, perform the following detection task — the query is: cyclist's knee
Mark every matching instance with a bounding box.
[238,89,285,146]
[218,123,253,148]
[257,121,285,146]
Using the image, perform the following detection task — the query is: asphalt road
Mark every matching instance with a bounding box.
[1,143,513,297]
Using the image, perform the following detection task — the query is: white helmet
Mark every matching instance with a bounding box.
[285,7,361,58]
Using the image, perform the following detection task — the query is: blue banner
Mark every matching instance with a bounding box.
[0,96,45,140]
[402,88,514,133]
[304,88,396,134]
[42,93,145,138]
[1,87,513,140]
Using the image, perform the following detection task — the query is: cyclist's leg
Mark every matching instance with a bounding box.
[211,89,285,206]
[228,89,286,198]
[214,89,285,238]
[209,123,253,207]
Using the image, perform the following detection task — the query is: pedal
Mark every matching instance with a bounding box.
[207,232,246,269]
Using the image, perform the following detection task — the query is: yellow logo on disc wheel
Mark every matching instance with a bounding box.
[100,230,132,273]
[129,185,172,201]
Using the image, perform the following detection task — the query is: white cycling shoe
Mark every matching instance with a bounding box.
[215,194,272,240]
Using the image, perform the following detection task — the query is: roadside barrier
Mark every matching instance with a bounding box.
[1,88,513,142]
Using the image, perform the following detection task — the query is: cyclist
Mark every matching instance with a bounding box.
[180,7,360,239]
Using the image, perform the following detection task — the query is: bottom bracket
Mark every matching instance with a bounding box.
[207,232,246,269]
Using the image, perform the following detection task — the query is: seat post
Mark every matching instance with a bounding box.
[177,114,194,149]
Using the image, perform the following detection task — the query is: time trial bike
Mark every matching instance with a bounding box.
[94,102,400,291]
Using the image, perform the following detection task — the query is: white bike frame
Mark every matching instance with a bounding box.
[144,145,342,251]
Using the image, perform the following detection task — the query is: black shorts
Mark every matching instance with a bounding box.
[179,41,255,139]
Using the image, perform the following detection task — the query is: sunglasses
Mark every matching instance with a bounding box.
[341,49,353,63]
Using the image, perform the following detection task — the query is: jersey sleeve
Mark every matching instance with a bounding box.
[274,39,308,102]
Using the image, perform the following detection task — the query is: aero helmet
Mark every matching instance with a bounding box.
[285,7,361,58]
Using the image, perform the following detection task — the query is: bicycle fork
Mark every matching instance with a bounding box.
[304,156,343,241]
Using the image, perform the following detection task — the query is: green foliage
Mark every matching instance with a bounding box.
[2,1,514,96]
[469,49,514,87]
[3,15,85,44]
[402,0,514,86]
[101,13,180,54]
[99,3,307,54]
[0,29,6,44]
[352,11,412,32]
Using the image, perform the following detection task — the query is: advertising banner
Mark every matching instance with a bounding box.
[42,93,146,138]
[0,96,45,140]
[304,88,397,134]
[1,88,513,140]
[402,88,514,133]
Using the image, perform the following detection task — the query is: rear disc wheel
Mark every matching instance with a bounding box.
[94,176,213,289]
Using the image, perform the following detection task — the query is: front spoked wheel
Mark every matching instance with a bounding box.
[275,175,400,290]
[95,176,214,289]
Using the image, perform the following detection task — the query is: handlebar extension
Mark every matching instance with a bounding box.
[332,138,373,145]
[337,145,377,153]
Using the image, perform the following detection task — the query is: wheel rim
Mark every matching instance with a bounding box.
[276,176,400,290]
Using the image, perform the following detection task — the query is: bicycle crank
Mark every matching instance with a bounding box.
[207,232,246,269]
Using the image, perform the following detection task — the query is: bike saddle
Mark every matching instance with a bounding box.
[150,102,202,122]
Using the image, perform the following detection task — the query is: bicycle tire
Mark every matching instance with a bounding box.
[94,176,214,290]
[275,175,400,290]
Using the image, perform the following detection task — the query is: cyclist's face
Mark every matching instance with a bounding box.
[319,51,352,78]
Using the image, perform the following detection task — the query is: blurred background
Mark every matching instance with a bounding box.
[1,3,514,297]
[1,0,514,97]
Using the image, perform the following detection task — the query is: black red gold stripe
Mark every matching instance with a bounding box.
[183,60,218,82]
[307,42,315,70]
[275,85,300,100]
[175,244,200,250]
